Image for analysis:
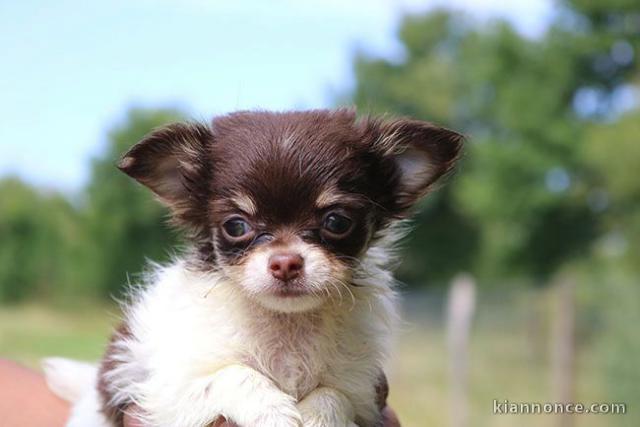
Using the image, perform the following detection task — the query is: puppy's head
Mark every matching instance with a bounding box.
[119,110,462,313]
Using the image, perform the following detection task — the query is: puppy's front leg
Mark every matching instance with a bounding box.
[297,387,357,427]
[172,364,302,427]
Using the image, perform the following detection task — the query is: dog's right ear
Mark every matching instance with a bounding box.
[118,122,213,227]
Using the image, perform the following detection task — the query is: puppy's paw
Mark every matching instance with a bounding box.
[248,402,303,427]
[297,390,356,427]
[298,409,356,427]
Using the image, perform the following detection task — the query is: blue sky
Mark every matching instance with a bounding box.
[0,0,553,193]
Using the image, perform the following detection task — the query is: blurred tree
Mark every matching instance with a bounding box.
[350,1,639,286]
[583,110,640,272]
[0,178,82,302]
[83,108,185,297]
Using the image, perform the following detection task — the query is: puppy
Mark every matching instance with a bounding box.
[44,109,462,427]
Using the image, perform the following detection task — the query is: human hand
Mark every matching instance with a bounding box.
[123,411,238,426]
[123,405,401,426]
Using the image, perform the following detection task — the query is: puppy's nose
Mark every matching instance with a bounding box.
[268,252,304,281]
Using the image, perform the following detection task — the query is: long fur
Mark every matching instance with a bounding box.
[45,240,397,427]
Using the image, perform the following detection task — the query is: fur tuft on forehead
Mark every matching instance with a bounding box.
[208,109,369,222]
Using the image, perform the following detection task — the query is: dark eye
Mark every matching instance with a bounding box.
[322,213,353,237]
[222,217,252,239]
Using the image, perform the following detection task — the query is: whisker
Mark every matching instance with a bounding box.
[330,277,356,311]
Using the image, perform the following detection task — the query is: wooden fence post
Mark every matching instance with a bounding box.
[447,274,477,427]
[551,277,576,427]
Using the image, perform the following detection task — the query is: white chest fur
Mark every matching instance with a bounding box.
[112,261,396,426]
[241,311,329,398]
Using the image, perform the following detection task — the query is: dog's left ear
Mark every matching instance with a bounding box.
[368,118,464,214]
[118,122,213,229]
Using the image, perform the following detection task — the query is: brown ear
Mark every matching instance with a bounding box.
[370,118,464,212]
[118,122,213,228]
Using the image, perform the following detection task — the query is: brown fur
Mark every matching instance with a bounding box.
[119,109,463,269]
[97,323,132,426]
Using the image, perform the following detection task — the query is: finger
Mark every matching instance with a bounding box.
[211,418,239,427]
[0,359,70,427]
[122,409,239,427]
[382,406,401,427]
[123,411,146,427]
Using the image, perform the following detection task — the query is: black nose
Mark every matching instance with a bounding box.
[268,252,304,281]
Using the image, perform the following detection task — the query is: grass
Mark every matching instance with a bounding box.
[1,292,637,427]
[0,303,116,367]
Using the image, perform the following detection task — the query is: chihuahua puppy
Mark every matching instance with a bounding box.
[44,109,462,427]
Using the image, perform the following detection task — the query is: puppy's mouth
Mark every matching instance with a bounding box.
[250,276,326,313]
[268,278,311,298]
[272,287,308,298]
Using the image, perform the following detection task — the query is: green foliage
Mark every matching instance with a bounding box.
[582,111,640,271]
[0,179,83,302]
[0,109,184,302]
[83,109,185,296]
[351,3,640,285]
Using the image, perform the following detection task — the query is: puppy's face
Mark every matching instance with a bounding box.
[119,110,462,313]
